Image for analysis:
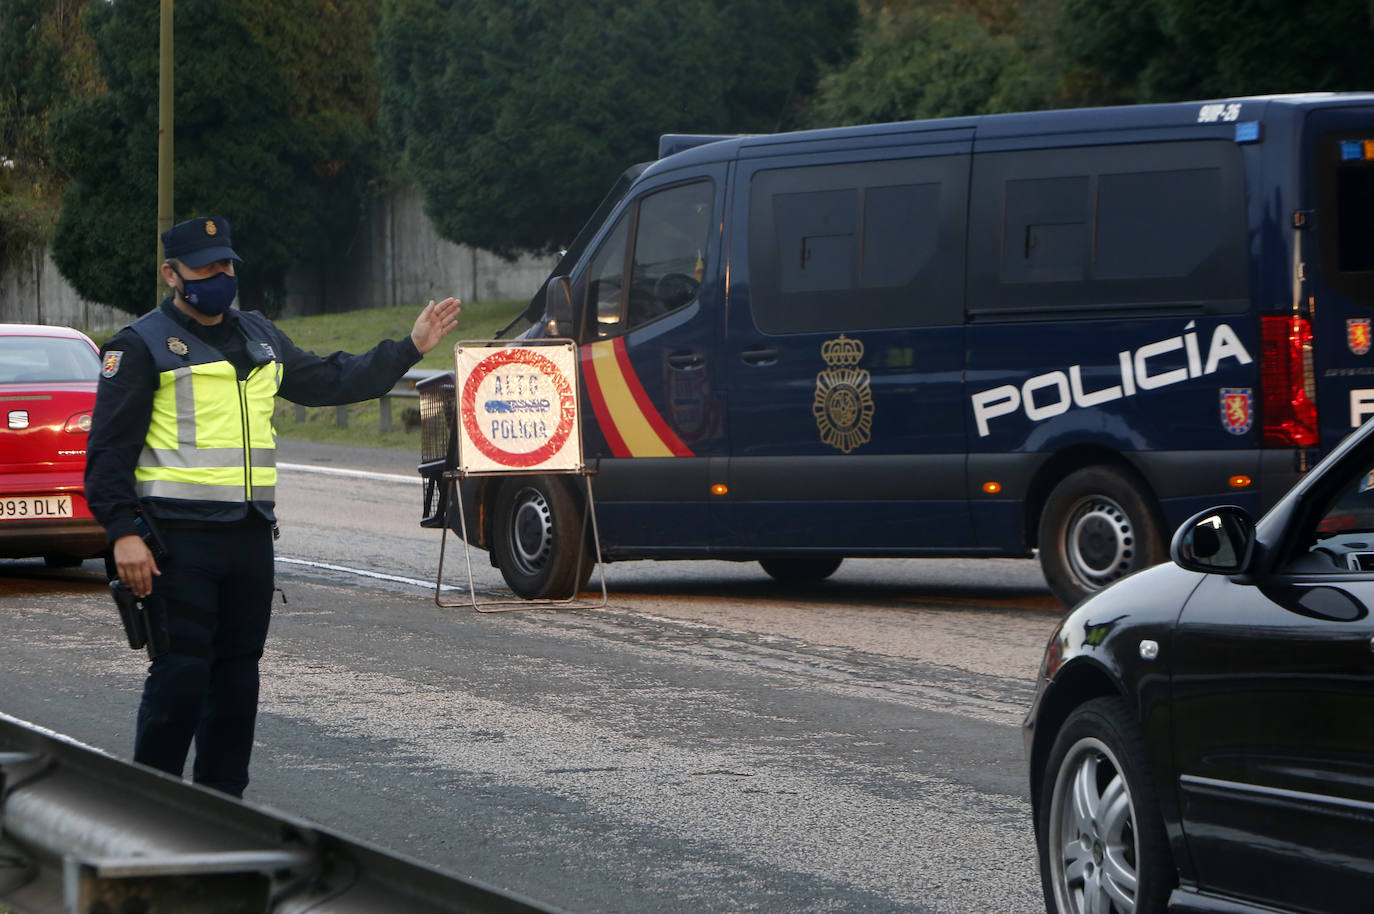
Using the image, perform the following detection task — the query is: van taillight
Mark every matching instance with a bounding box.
[1260,315,1318,447]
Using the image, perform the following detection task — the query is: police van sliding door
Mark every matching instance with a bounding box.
[722,137,974,552]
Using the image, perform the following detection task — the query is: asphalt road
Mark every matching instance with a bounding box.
[0,441,1063,913]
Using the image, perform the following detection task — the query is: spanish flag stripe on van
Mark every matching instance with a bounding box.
[579,343,631,457]
[581,339,694,458]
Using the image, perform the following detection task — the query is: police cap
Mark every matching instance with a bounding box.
[161,216,243,268]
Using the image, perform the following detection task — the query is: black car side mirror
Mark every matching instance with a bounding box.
[545,275,574,338]
[1170,505,1257,575]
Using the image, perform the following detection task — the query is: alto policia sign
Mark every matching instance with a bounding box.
[455,341,582,474]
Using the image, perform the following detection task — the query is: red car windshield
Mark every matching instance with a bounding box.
[0,336,99,384]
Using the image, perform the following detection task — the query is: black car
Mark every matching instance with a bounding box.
[1026,419,1374,914]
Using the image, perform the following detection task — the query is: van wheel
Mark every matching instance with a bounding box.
[1038,466,1164,607]
[759,557,842,584]
[1038,697,1174,914]
[492,477,589,599]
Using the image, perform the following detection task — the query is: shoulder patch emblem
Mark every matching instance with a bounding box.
[167,337,189,357]
[101,351,123,378]
[813,335,874,453]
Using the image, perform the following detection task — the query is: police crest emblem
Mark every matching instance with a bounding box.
[167,337,189,357]
[1349,318,1371,355]
[101,351,123,378]
[813,335,874,453]
[1220,388,1253,435]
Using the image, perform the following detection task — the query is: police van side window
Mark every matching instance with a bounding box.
[585,179,715,339]
[748,155,967,334]
[968,140,1248,317]
[586,213,632,338]
[627,180,713,331]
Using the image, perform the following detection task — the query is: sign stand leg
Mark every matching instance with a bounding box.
[434,471,607,612]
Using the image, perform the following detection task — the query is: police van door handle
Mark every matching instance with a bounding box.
[668,351,705,369]
[741,347,779,366]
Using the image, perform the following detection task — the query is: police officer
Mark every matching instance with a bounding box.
[85,216,460,797]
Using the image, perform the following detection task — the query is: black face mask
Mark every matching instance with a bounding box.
[177,270,238,316]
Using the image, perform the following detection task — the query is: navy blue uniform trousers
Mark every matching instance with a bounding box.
[133,516,274,797]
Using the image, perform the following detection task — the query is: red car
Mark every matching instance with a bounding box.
[0,323,107,566]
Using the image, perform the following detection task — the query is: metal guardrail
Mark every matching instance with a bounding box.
[290,368,447,433]
[0,711,562,914]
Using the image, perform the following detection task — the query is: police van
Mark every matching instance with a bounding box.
[417,93,1374,606]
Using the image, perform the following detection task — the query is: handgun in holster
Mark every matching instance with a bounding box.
[108,512,171,657]
[109,582,170,658]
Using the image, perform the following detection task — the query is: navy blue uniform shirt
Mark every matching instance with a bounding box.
[86,299,421,544]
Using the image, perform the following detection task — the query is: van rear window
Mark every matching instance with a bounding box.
[967,140,1249,318]
[1335,161,1374,273]
[1314,125,1374,306]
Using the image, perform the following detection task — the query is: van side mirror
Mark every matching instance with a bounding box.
[1170,505,1256,575]
[545,275,574,338]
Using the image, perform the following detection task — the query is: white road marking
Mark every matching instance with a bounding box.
[277,462,419,485]
[275,556,459,591]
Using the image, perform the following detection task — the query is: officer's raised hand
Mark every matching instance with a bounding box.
[410,297,462,355]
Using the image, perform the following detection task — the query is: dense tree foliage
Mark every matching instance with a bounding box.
[9,0,1374,307]
[0,0,100,265]
[377,0,858,256]
[804,0,1063,126]
[1059,0,1374,103]
[49,0,380,315]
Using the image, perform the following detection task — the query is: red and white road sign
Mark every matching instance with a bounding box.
[455,342,582,473]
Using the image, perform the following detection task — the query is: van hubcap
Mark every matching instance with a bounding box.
[510,488,553,575]
[1065,496,1133,591]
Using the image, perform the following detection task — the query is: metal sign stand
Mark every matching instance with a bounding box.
[432,338,608,612]
[434,469,607,612]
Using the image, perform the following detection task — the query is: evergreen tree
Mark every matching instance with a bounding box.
[49,0,381,315]
[377,0,858,256]
[1060,0,1374,103]
[0,0,100,265]
[802,0,1065,127]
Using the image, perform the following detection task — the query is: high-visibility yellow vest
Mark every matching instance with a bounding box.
[129,309,283,519]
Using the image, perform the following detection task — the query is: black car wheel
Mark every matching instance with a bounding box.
[758,556,843,584]
[1038,697,1174,914]
[1038,466,1164,606]
[491,477,591,600]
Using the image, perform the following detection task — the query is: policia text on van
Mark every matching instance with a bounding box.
[417,93,1374,607]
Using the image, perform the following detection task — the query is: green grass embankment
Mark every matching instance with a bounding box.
[271,299,527,449]
[94,298,531,450]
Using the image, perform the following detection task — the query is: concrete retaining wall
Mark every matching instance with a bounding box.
[0,184,559,329]
[0,246,127,332]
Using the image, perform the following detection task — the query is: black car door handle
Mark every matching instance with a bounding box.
[740,347,779,366]
[667,351,704,369]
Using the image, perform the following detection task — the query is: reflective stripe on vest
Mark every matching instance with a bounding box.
[135,360,283,502]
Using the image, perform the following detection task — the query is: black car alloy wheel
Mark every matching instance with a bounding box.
[1038,697,1174,914]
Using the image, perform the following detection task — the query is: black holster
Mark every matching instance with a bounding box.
[106,510,172,658]
[108,581,169,659]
